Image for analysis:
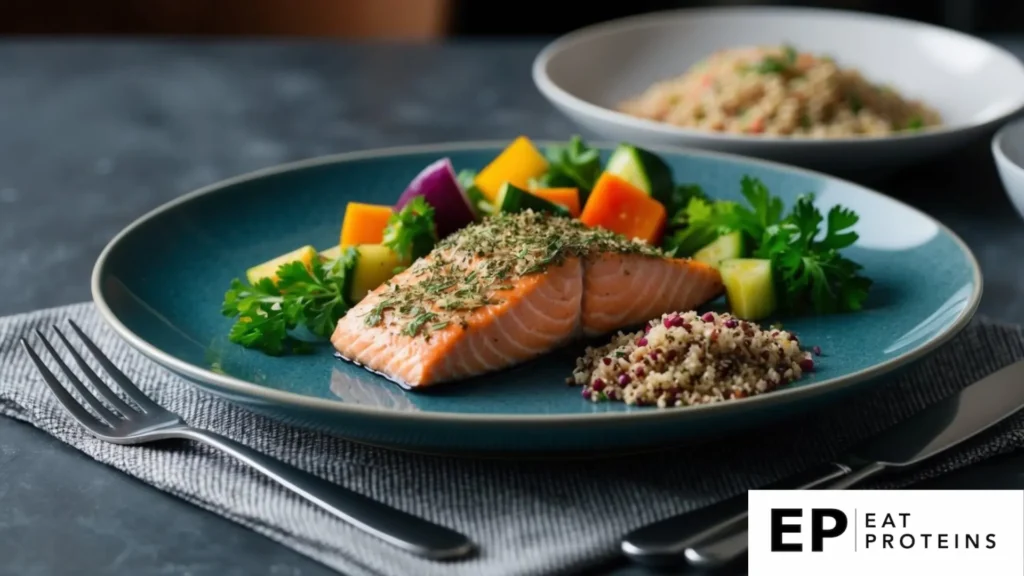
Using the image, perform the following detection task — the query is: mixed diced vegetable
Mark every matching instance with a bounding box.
[579,173,666,245]
[339,202,392,248]
[222,134,871,355]
[395,157,476,239]
[473,136,550,202]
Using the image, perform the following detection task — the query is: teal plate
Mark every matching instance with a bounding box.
[92,141,982,456]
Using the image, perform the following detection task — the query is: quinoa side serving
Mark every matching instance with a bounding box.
[618,45,941,138]
[569,310,815,408]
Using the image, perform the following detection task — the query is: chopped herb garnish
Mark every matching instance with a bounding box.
[905,116,924,130]
[849,94,863,114]
[754,57,789,75]
[363,210,663,337]
[782,44,797,64]
[752,46,804,76]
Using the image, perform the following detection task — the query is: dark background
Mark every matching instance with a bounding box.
[2,0,1020,37]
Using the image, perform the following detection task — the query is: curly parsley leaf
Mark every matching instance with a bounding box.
[383,196,438,263]
[822,205,859,250]
[221,248,360,355]
[663,196,742,256]
[665,183,709,217]
[662,176,784,256]
[532,135,602,198]
[730,175,786,240]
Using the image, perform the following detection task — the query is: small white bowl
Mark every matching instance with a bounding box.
[533,6,1024,174]
[993,118,1024,222]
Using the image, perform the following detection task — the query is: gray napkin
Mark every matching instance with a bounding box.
[3,302,1024,576]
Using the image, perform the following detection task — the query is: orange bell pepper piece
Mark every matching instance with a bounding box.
[474,136,549,202]
[579,173,666,245]
[529,187,580,217]
[339,202,394,248]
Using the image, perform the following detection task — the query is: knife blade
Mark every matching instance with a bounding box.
[621,359,1024,568]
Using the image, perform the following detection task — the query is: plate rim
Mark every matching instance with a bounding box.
[91,139,984,425]
[532,5,1024,146]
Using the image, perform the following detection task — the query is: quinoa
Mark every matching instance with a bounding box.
[618,45,941,137]
[568,310,814,408]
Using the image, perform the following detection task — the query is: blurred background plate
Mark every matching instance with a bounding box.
[92,141,981,455]
[533,6,1024,175]
[993,117,1024,222]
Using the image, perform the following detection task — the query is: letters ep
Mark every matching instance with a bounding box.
[771,508,848,552]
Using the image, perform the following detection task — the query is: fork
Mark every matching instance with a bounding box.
[21,320,476,560]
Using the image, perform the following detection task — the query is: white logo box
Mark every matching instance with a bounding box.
[748,490,1024,575]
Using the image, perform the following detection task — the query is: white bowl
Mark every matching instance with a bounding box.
[993,117,1024,222]
[533,6,1024,174]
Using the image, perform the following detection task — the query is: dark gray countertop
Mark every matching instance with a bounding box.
[3,38,1024,576]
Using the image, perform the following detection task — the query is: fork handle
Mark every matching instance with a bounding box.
[174,427,475,560]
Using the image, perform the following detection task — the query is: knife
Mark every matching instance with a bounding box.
[620,359,1024,569]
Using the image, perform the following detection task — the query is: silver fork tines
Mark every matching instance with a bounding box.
[21,320,475,560]
[21,320,182,440]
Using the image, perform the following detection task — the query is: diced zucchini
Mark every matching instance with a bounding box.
[494,182,569,216]
[604,144,674,205]
[694,231,745,268]
[348,244,403,302]
[246,245,318,285]
[719,258,777,321]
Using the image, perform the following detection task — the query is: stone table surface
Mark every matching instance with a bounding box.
[3,38,1024,576]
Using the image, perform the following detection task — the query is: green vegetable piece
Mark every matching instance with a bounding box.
[693,231,746,268]
[604,143,675,206]
[905,116,924,130]
[456,168,493,217]
[382,196,438,263]
[494,182,569,216]
[534,135,602,200]
[720,258,777,321]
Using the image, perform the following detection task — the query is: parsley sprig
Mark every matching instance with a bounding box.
[221,248,359,355]
[663,176,783,256]
[755,195,871,314]
[663,175,871,315]
[530,135,603,199]
[383,196,438,264]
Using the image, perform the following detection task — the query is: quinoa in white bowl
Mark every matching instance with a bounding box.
[569,310,815,408]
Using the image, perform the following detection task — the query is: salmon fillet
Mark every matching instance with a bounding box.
[331,212,723,388]
[582,253,723,337]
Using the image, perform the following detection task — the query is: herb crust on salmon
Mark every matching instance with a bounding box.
[332,211,725,388]
[361,211,663,338]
